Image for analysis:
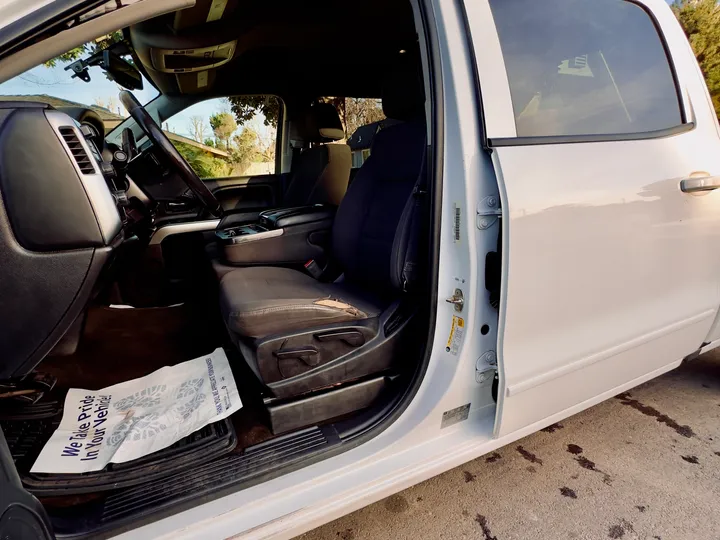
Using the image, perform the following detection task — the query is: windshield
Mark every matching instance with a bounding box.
[0,54,159,128]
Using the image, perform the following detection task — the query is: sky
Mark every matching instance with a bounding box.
[0,62,266,141]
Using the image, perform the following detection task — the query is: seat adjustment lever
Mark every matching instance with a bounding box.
[314,330,366,347]
[273,347,319,361]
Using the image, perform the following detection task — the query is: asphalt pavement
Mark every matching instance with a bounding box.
[297,348,720,540]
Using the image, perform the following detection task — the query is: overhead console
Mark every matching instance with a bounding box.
[215,205,336,266]
[129,14,241,93]
[149,40,237,74]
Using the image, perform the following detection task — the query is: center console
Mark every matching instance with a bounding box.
[214,205,335,266]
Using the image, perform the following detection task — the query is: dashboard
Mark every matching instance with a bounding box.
[56,106,190,227]
[0,100,212,378]
[0,102,120,378]
[45,104,205,235]
[45,109,124,245]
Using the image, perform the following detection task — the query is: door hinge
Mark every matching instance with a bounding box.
[477,196,501,230]
[476,350,497,383]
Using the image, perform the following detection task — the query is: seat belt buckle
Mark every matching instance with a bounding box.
[304,259,323,279]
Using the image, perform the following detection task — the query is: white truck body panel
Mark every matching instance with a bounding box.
[470,0,720,436]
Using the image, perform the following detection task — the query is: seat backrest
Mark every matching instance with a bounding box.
[284,102,351,207]
[332,60,427,296]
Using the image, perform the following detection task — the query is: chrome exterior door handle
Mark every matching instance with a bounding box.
[680,175,720,193]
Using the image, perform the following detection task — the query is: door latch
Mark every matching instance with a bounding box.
[445,288,464,312]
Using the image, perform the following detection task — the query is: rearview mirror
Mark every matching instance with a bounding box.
[100,50,143,91]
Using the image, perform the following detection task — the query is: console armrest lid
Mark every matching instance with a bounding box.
[260,205,336,229]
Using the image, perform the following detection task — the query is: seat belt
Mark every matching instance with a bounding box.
[279,145,303,203]
[401,148,429,292]
[289,146,303,174]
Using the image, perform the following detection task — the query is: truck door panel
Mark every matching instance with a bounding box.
[465,0,720,435]
[203,173,282,211]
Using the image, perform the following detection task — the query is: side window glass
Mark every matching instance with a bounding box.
[167,96,281,179]
[321,97,385,169]
[489,0,683,138]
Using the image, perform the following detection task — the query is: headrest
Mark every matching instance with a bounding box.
[303,102,345,142]
[347,118,401,151]
[382,58,425,121]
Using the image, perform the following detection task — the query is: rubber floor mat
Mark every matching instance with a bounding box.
[48,425,340,538]
[0,403,237,496]
[0,400,60,421]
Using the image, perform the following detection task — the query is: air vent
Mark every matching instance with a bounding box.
[58,126,95,174]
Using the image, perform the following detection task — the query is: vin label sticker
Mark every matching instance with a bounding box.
[441,403,470,429]
[453,204,461,242]
[446,315,465,355]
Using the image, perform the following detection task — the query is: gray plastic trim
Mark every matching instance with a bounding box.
[226,228,284,244]
[126,174,152,206]
[149,219,220,245]
[489,122,695,147]
[44,110,122,245]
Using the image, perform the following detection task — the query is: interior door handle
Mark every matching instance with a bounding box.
[680,175,720,193]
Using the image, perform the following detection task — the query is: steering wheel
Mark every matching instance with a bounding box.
[119,91,222,217]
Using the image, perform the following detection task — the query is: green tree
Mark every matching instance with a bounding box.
[258,129,277,163]
[43,31,124,68]
[229,127,261,174]
[228,96,385,137]
[673,0,720,117]
[228,96,281,127]
[171,141,229,178]
[209,112,237,150]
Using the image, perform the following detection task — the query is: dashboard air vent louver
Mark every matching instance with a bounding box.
[59,127,95,174]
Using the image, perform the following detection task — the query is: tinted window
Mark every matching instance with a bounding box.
[489,0,683,138]
[168,97,281,179]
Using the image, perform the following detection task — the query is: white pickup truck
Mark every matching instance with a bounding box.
[0,0,718,538]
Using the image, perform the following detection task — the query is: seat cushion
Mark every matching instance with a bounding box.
[219,267,384,338]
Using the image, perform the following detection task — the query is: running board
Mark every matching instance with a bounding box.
[49,425,341,538]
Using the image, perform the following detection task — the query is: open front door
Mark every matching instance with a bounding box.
[0,428,53,539]
[464,0,720,435]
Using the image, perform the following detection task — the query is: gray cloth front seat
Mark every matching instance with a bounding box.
[219,62,427,398]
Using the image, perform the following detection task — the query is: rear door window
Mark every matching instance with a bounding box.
[319,97,385,169]
[488,0,684,138]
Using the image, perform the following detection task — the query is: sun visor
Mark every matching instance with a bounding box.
[173,0,239,31]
